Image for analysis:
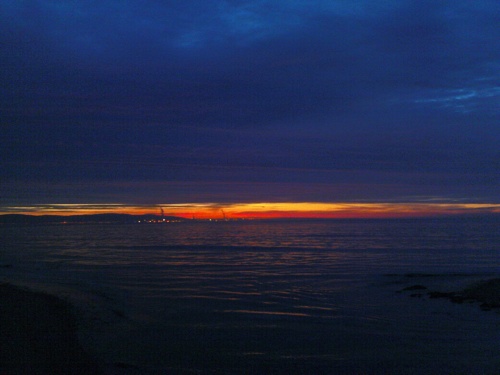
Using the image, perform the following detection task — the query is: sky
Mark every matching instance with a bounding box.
[1,0,499,218]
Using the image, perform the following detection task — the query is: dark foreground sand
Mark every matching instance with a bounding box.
[3,278,500,374]
[0,283,102,375]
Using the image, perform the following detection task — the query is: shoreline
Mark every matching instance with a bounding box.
[0,283,103,375]
[3,274,500,374]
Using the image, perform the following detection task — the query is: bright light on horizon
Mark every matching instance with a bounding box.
[1,202,500,219]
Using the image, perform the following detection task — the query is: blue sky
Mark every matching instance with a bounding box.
[1,0,499,208]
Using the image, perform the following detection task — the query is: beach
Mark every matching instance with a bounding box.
[2,219,500,374]
[3,277,500,374]
[0,283,102,375]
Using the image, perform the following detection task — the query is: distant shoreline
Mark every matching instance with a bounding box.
[1,213,499,225]
[0,213,186,225]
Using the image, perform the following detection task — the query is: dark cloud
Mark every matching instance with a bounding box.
[1,0,499,206]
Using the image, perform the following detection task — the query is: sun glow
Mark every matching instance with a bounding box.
[2,202,500,219]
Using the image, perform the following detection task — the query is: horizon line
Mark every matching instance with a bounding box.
[2,202,500,219]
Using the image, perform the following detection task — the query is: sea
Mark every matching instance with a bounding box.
[1,217,500,374]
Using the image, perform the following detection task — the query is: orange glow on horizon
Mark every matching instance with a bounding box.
[171,202,500,219]
[2,202,500,219]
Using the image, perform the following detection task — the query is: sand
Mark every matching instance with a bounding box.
[0,283,102,375]
[3,276,500,374]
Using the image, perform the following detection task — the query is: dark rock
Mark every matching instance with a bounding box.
[414,278,500,312]
[428,291,455,299]
[410,293,423,298]
[480,303,493,311]
[402,285,427,291]
[460,278,500,307]
[449,295,464,303]
[112,309,125,318]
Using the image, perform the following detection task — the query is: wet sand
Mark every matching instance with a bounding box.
[0,283,102,375]
[2,276,500,375]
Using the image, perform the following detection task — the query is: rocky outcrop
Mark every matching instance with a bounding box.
[400,278,500,311]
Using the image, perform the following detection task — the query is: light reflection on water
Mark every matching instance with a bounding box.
[2,218,500,373]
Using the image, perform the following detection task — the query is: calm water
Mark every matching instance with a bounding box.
[1,218,500,374]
